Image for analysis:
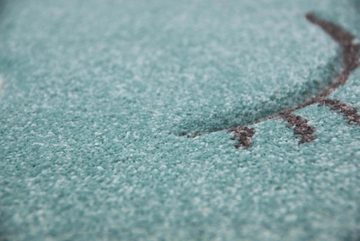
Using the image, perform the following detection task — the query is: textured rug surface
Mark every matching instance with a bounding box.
[1,0,360,240]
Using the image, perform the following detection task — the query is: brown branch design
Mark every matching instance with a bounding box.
[181,13,360,148]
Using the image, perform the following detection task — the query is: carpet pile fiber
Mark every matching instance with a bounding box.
[0,0,360,240]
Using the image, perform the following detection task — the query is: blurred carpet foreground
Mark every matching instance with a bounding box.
[1,0,360,240]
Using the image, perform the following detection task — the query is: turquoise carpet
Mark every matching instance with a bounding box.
[0,0,360,240]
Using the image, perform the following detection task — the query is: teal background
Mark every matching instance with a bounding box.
[0,0,359,240]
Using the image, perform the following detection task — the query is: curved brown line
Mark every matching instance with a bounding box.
[182,12,360,148]
[233,13,359,147]
[305,13,355,46]
[304,13,360,99]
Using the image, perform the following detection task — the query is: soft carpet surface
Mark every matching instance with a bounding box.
[0,0,360,240]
